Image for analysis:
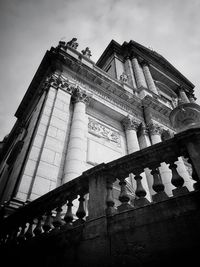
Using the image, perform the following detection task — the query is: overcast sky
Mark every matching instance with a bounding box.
[0,0,200,140]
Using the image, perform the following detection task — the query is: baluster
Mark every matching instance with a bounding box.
[7,227,19,245]
[53,207,64,229]
[17,224,26,243]
[187,158,200,190]
[64,199,74,227]
[118,177,132,212]
[25,221,34,239]
[169,160,189,196]
[151,166,168,202]
[74,194,86,225]
[134,172,150,207]
[106,178,116,215]
[43,211,53,233]
[33,216,43,236]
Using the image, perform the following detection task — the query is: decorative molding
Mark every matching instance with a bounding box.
[120,72,128,83]
[44,73,74,94]
[122,115,141,131]
[81,47,92,58]
[72,87,91,104]
[147,123,163,135]
[66,38,79,50]
[63,73,143,120]
[88,118,121,147]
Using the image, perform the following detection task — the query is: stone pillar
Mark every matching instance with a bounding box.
[148,123,174,196]
[178,87,190,103]
[63,88,90,183]
[188,94,196,103]
[142,62,158,95]
[122,116,151,201]
[124,57,137,88]
[131,56,147,89]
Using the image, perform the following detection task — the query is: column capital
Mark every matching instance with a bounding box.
[72,87,91,104]
[141,60,149,67]
[147,123,163,135]
[122,115,141,131]
[138,123,149,135]
[44,74,74,94]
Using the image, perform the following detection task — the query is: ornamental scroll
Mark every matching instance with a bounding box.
[88,118,121,147]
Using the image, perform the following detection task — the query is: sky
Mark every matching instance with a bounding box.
[0,0,200,140]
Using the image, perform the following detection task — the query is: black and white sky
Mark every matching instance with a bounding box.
[0,0,200,140]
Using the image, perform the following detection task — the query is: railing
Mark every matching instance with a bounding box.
[0,128,200,246]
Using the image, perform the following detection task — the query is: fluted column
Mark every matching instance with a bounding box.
[63,88,90,183]
[131,56,147,89]
[122,116,151,201]
[124,57,137,88]
[142,62,158,95]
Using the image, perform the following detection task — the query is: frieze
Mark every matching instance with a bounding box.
[88,118,121,147]
[62,73,143,120]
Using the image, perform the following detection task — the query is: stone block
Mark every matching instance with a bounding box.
[54,153,62,166]
[37,123,47,136]
[48,87,56,99]
[50,116,68,131]
[16,191,27,201]
[31,176,51,195]
[53,98,64,110]
[40,114,50,126]
[41,148,55,164]
[47,125,57,138]
[52,108,69,122]
[43,105,52,116]
[33,134,44,148]
[29,146,40,161]
[49,180,56,191]
[36,161,59,181]
[18,174,32,193]
[23,159,37,177]
[56,129,66,141]
[44,136,63,153]
[57,90,71,103]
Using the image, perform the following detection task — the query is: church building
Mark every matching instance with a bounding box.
[0,37,197,212]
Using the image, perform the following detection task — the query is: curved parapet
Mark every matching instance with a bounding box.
[170,102,200,133]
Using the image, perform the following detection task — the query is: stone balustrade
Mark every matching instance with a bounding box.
[0,128,200,247]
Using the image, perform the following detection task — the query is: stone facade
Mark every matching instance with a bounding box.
[0,38,197,208]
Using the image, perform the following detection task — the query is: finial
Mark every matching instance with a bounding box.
[66,38,79,49]
[81,47,92,58]
[120,72,128,83]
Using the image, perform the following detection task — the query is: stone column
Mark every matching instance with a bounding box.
[148,123,174,196]
[188,94,196,103]
[63,88,90,183]
[131,56,147,89]
[142,62,158,95]
[124,57,137,88]
[122,116,151,201]
[178,87,190,103]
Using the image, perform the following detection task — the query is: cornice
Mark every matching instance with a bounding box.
[57,51,144,119]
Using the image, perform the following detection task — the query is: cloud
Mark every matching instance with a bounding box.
[0,0,200,140]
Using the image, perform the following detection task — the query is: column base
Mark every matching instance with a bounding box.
[172,186,189,197]
[117,203,133,212]
[152,191,169,202]
[134,197,150,208]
